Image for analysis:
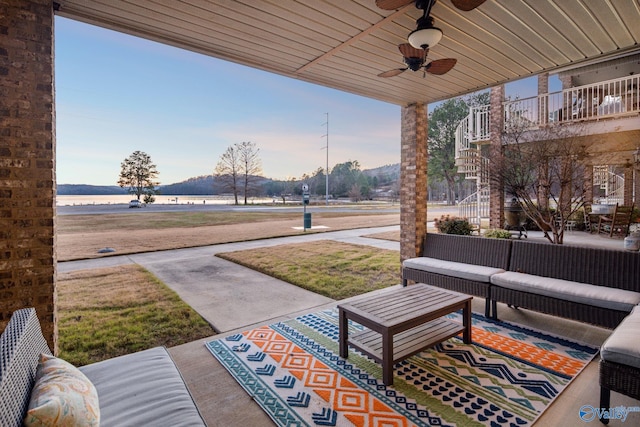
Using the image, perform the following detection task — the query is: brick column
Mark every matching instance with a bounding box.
[538,73,549,125]
[584,165,594,204]
[489,86,505,229]
[0,0,57,352]
[635,167,640,206]
[558,75,573,121]
[400,103,428,262]
[624,166,633,206]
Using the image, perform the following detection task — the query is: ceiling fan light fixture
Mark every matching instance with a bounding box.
[408,26,442,49]
[408,14,443,50]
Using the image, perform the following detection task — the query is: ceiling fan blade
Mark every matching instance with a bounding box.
[398,43,427,60]
[450,0,487,12]
[375,0,414,10]
[425,58,457,75]
[378,68,408,78]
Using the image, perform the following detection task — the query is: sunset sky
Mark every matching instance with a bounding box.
[55,17,557,186]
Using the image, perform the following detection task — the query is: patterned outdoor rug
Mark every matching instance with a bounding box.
[205,309,597,427]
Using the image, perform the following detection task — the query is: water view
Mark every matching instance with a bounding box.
[56,195,275,206]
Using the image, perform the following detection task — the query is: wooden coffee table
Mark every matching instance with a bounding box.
[338,283,472,385]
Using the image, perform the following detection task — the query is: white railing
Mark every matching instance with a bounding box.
[504,74,640,129]
[592,165,624,204]
[469,105,491,143]
[455,105,491,179]
[458,185,490,226]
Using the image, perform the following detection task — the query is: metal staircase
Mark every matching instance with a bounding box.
[455,105,491,226]
[593,165,625,205]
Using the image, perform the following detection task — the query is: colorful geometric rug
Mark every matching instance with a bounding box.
[205,309,597,427]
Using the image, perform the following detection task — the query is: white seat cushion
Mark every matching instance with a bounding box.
[403,257,505,283]
[490,271,640,312]
[601,305,640,369]
[79,346,205,427]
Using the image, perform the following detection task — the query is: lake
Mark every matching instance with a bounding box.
[56,195,275,206]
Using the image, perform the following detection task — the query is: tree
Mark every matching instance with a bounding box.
[427,99,469,205]
[117,150,159,203]
[237,141,263,205]
[330,160,361,197]
[428,92,489,205]
[215,141,263,205]
[214,144,241,205]
[490,115,588,244]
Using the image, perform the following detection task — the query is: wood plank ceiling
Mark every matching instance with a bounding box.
[54,0,640,106]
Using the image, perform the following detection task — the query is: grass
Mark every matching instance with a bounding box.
[57,265,215,366]
[57,211,303,233]
[217,240,401,300]
[57,210,397,234]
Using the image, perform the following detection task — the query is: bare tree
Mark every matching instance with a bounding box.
[237,141,263,205]
[117,150,160,203]
[490,117,588,244]
[214,145,241,205]
[215,141,263,205]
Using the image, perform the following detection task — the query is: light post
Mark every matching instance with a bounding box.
[321,113,329,205]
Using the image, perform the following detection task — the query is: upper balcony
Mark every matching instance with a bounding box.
[505,74,640,130]
[455,74,640,179]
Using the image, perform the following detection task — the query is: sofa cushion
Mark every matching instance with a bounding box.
[601,306,640,369]
[490,271,640,312]
[403,257,505,283]
[25,353,100,427]
[79,346,205,427]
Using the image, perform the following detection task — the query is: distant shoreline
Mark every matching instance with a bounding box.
[56,194,274,206]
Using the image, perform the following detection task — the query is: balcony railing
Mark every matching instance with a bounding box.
[504,74,640,130]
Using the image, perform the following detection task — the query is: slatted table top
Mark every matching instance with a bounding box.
[338,283,472,332]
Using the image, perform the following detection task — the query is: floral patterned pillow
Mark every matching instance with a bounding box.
[24,354,100,427]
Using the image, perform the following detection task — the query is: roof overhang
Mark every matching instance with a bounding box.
[54,0,640,106]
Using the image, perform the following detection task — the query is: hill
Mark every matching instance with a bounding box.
[57,184,127,195]
[57,163,400,196]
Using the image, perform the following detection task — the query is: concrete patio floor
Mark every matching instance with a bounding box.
[60,226,640,426]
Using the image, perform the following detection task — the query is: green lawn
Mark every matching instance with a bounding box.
[217,240,402,300]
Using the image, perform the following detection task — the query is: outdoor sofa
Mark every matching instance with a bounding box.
[0,307,206,427]
[402,233,640,328]
[402,233,640,416]
[401,233,512,318]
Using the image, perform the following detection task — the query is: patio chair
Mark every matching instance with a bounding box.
[598,204,634,238]
[583,203,599,233]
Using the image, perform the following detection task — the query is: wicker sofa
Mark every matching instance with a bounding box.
[490,239,640,329]
[0,308,206,427]
[401,233,512,317]
[402,234,640,328]
[402,233,640,418]
[599,306,640,424]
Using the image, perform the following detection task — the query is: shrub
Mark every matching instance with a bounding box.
[434,215,474,235]
[484,228,512,239]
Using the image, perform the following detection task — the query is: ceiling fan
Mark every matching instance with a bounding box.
[378,43,456,78]
[376,0,486,78]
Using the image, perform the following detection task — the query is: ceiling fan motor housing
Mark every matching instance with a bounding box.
[404,56,424,71]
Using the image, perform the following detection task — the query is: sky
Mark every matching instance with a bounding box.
[54,17,556,186]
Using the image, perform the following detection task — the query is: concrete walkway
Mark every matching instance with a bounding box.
[58,225,400,332]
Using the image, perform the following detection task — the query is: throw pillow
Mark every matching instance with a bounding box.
[24,353,100,427]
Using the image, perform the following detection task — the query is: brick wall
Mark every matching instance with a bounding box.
[400,103,427,262]
[489,86,504,229]
[538,73,549,125]
[0,0,57,352]
[624,166,633,206]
